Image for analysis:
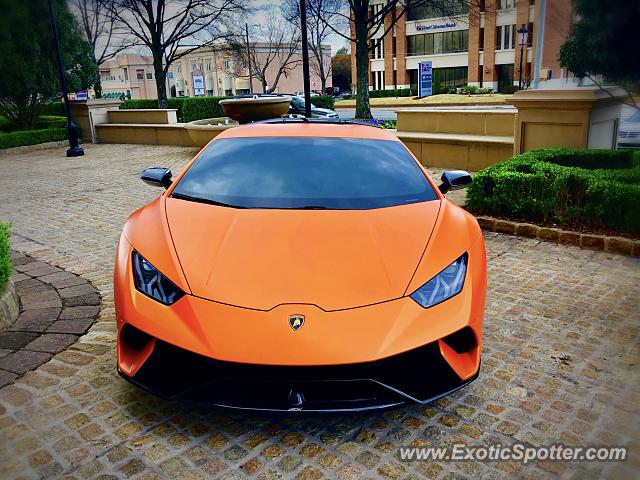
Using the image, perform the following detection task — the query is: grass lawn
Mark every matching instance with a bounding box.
[335,94,513,107]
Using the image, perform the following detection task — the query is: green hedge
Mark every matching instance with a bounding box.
[0,223,10,296]
[466,148,640,233]
[310,95,335,110]
[0,127,78,149]
[120,97,230,122]
[369,88,413,98]
[40,102,66,116]
[1,115,67,133]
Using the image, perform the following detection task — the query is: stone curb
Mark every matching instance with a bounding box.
[0,251,100,388]
[0,280,20,333]
[0,139,82,156]
[477,216,639,257]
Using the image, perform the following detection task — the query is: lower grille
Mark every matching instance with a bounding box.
[122,338,478,412]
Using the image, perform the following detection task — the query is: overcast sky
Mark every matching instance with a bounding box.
[238,0,350,54]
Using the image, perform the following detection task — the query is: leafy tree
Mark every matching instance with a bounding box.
[283,0,346,94]
[229,9,301,94]
[69,0,137,98]
[108,0,247,108]
[560,0,640,107]
[0,0,97,129]
[332,47,351,92]
[312,0,475,118]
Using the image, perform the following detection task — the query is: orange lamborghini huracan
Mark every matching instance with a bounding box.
[114,118,487,412]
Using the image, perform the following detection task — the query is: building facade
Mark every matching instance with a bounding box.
[98,54,158,99]
[352,0,574,93]
[168,44,331,98]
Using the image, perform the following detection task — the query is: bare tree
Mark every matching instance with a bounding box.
[68,0,137,97]
[229,10,301,94]
[311,0,478,118]
[107,0,247,107]
[283,0,346,94]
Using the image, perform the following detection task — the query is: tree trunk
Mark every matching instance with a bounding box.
[94,75,103,99]
[152,53,168,108]
[354,3,372,119]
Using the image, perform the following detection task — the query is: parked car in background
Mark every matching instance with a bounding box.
[294,90,319,97]
[289,95,339,118]
[618,110,640,148]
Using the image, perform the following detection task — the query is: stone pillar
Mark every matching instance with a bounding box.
[70,99,122,143]
[508,89,624,154]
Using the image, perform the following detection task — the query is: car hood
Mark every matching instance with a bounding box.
[165,197,441,311]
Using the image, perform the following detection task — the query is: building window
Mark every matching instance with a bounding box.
[496,25,515,50]
[408,3,466,21]
[407,30,468,56]
[136,72,144,80]
[206,89,213,96]
[371,39,384,59]
[176,64,182,74]
[498,0,515,9]
[123,68,128,81]
[409,66,468,92]
[191,62,197,71]
[146,72,153,79]
[224,59,229,70]
[206,61,211,71]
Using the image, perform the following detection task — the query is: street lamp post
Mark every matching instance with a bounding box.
[299,0,312,117]
[517,23,529,90]
[47,0,83,157]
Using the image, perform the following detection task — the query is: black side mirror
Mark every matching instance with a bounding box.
[438,170,472,194]
[141,167,172,189]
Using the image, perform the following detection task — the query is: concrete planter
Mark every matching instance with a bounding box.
[184,122,238,147]
[0,280,19,333]
[220,96,291,123]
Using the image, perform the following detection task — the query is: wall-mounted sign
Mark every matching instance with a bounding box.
[416,22,456,31]
[418,61,432,98]
[192,74,205,96]
[75,91,88,100]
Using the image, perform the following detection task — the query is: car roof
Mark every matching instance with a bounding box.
[216,121,399,141]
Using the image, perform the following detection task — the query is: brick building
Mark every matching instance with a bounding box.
[351,0,574,93]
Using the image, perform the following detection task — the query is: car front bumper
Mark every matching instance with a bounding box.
[114,236,485,412]
[118,332,479,412]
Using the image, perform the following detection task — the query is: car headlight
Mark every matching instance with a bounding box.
[132,251,185,305]
[410,253,468,308]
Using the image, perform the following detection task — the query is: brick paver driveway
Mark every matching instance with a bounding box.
[0,144,638,479]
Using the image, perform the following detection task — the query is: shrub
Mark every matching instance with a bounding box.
[310,95,335,110]
[0,127,78,149]
[369,88,413,98]
[465,148,640,233]
[0,115,67,133]
[40,102,66,116]
[0,223,10,296]
[120,97,230,122]
[461,85,493,95]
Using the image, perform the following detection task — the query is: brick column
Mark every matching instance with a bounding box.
[515,0,531,87]
[383,13,394,89]
[483,0,498,89]
[467,3,481,84]
[395,11,409,88]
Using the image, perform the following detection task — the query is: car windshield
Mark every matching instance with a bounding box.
[291,96,304,108]
[171,137,438,209]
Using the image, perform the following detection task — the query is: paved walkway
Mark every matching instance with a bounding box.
[0,144,638,479]
[0,252,100,387]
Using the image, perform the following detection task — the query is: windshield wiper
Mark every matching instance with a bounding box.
[171,192,246,209]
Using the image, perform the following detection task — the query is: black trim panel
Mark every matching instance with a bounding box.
[119,339,479,412]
